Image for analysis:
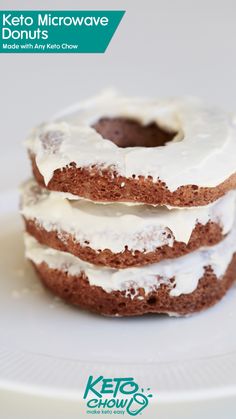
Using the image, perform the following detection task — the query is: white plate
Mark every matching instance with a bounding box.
[1,189,236,404]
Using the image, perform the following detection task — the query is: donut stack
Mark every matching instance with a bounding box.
[21,93,236,316]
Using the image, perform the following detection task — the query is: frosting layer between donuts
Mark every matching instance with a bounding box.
[24,224,236,316]
[27,92,236,206]
[21,179,235,268]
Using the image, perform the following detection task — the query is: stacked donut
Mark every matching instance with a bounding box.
[21,92,236,316]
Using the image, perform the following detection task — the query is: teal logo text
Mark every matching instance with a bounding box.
[83,376,153,416]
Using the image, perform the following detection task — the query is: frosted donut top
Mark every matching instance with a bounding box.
[21,179,235,253]
[26,91,236,191]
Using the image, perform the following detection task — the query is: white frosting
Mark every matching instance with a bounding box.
[20,179,236,253]
[26,91,236,191]
[24,218,236,297]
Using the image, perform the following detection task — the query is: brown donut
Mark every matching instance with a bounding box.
[31,253,236,317]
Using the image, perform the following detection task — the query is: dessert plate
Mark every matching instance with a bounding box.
[0,188,236,404]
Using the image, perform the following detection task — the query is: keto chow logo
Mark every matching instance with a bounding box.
[83,376,153,416]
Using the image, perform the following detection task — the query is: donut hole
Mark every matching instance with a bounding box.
[92,117,177,148]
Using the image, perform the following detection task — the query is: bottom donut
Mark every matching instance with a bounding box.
[24,227,236,317]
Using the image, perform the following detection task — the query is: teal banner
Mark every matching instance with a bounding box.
[0,10,125,53]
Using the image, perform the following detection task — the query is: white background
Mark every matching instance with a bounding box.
[1,0,236,417]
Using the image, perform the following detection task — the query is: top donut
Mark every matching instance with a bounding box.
[26,91,236,207]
